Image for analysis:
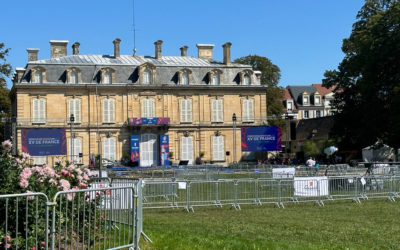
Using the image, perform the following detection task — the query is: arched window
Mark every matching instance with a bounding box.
[103,71,111,84]
[143,69,152,84]
[244,74,251,85]
[182,72,189,85]
[69,71,78,84]
[34,71,42,83]
[213,74,220,85]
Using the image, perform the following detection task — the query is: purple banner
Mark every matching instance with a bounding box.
[129,117,170,125]
[21,129,67,156]
[130,135,140,164]
[241,126,282,152]
[160,135,170,166]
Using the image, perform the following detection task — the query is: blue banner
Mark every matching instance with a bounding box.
[129,117,170,125]
[21,129,67,156]
[241,126,282,152]
[130,135,140,165]
[160,135,170,166]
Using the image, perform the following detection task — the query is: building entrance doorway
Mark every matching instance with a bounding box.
[140,133,158,166]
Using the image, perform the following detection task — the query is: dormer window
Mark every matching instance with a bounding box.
[177,69,192,85]
[34,71,42,83]
[138,63,156,84]
[213,74,220,85]
[100,68,115,84]
[287,101,293,111]
[208,69,222,85]
[182,72,189,85]
[302,92,309,105]
[66,67,81,84]
[239,70,253,85]
[315,96,321,105]
[244,74,251,85]
[303,96,309,104]
[143,69,152,84]
[31,67,46,83]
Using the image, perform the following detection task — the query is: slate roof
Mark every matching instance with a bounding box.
[31,55,249,68]
[287,85,317,105]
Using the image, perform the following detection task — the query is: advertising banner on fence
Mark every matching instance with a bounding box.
[130,135,140,165]
[21,129,66,156]
[294,177,329,197]
[241,126,282,152]
[272,168,295,179]
[160,135,170,166]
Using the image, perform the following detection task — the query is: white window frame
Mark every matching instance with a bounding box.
[143,69,152,84]
[181,136,193,165]
[315,96,321,105]
[103,99,115,123]
[287,101,293,111]
[142,99,155,118]
[69,137,82,163]
[212,136,224,161]
[212,99,223,122]
[103,137,116,162]
[242,99,254,122]
[69,71,78,84]
[303,96,309,105]
[33,71,42,83]
[69,99,81,123]
[32,99,46,123]
[103,71,111,84]
[243,74,251,85]
[212,74,220,85]
[182,72,189,85]
[180,99,192,123]
[303,110,309,119]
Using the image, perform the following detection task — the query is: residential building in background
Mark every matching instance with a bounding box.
[10,39,267,166]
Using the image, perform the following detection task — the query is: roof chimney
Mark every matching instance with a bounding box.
[196,44,214,60]
[222,42,232,65]
[26,48,39,62]
[180,45,188,56]
[49,40,68,58]
[154,40,163,59]
[72,42,80,55]
[113,38,121,58]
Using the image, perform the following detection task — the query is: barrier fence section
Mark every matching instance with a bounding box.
[0,185,141,250]
[132,175,400,211]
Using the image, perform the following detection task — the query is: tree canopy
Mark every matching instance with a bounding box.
[323,0,400,150]
[0,43,11,141]
[234,55,283,117]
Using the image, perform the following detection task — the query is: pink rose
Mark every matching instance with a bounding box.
[5,243,11,249]
[2,140,12,150]
[40,241,45,247]
[5,235,11,242]
[19,178,29,188]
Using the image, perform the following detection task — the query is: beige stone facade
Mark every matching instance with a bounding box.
[11,39,268,166]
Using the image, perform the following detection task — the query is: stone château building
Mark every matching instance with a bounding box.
[10,39,268,166]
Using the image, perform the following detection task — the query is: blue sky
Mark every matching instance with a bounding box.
[2,0,365,89]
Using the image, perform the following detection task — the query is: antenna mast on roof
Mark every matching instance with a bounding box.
[132,0,137,56]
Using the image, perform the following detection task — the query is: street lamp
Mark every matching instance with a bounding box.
[70,114,75,161]
[232,113,237,165]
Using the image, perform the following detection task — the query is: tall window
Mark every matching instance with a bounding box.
[244,74,251,85]
[69,138,82,162]
[34,71,42,83]
[182,72,189,85]
[242,99,254,122]
[69,71,78,84]
[103,137,116,161]
[212,99,223,122]
[287,101,293,111]
[180,99,192,123]
[315,110,323,118]
[143,69,152,84]
[142,99,155,118]
[69,99,81,123]
[103,71,111,84]
[181,136,193,165]
[303,110,309,119]
[212,74,220,85]
[315,96,321,105]
[212,136,224,161]
[32,99,46,123]
[103,99,115,123]
[303,96,309,105]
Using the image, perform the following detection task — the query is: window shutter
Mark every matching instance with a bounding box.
[181,137,193,164]
[212,136,218,160]
[40,99,46,122]
[180,100,185,122]
[217,100,223,122]
[212,100,217,122]
[76,99,81,122]
[103,100,109,122]
[187,100,192,122]
[110,99,115,122]
[33,99,38,123]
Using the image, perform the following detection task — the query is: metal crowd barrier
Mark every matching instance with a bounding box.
[126,175,400,212]
[0,185,141,250]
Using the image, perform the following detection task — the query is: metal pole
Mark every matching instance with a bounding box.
[232,113,237,165]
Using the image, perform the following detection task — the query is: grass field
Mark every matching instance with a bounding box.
[140,199,400,249]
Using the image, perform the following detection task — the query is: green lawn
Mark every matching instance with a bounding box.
[140,199,400,249]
